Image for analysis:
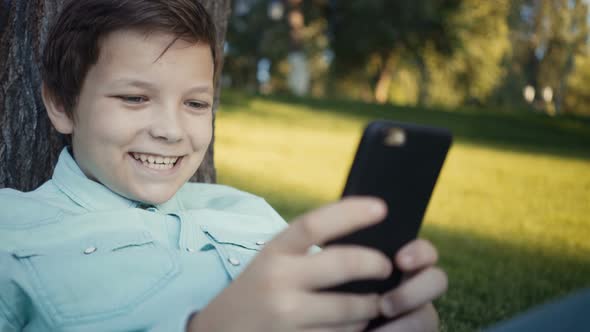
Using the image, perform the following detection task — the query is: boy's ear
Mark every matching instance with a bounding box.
[42,83,74,134]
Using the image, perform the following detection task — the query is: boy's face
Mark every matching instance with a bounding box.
[47,30,214,204]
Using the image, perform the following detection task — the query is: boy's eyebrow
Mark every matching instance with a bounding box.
[111,79,213,94]
[111,79,158,90]
[186,85,214,95]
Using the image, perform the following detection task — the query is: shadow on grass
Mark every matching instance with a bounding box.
[422,223,590,331]
[218,170,590,332]
[220,90,590,161]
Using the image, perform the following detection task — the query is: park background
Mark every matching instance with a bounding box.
[0,0,588,331]
[216,0,590,330]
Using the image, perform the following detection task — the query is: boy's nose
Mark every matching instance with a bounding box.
[148,106,183,143]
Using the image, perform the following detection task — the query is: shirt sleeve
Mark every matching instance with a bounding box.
[0,253,26,332]
[0,304,21,332]
[148,307,199,332]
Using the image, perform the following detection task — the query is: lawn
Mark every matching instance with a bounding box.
[214,90,590,331]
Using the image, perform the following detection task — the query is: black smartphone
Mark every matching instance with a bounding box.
[324,120,452,329]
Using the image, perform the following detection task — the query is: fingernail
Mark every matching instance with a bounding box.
[380,298,397,318]
[398,245,416,267]
[400,253,414,268]
[369,201,385,215]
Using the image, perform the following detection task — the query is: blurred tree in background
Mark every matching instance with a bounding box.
[501,0,589,115]
[225,0,329,95]
[224,0,590,116]
[329,0,462,105]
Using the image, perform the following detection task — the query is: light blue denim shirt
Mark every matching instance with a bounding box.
[0,148,288,331]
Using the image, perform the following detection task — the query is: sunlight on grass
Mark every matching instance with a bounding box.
[430,144,590,258]
[215,91,590,330]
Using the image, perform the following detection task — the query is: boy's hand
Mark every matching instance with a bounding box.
[188,197,447,332]
[372,240,447,332]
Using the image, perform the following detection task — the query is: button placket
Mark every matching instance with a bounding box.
[200,226,248,279]
[174,213,209,253]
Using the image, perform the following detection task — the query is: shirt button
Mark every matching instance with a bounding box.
[83,247,97,255]
[228,257,241,266]
[146,207,158,212]
[255,240,266,246]
[186,248,195,253]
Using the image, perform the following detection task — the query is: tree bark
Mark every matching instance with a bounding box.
[0,0,231,191]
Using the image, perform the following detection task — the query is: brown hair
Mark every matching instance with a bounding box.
[41,0,217,117]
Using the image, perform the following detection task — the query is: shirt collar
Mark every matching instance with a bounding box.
[52,147,182,213]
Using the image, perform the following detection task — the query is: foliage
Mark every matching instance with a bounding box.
[225,1,285,90]
[329,0,462,103]
[225,0,330,94]
[504,0,589,114]
[330,0,460,65]
[565,52,590,115]
[424,0,511,106]
[225,0,590,115]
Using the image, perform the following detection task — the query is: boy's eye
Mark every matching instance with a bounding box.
[118,96,148,104]
[185,100,211,109]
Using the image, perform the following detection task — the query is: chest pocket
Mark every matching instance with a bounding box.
[200,225,276,279]
[12,231,179,326]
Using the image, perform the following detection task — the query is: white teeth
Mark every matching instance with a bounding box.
[132,153,180,166]
[141,160,174,170]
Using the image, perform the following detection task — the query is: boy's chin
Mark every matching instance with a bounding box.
[123,185,180,206]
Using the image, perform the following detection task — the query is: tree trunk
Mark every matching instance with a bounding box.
[416,54,430,106]
[0,0,231,191]
[374,52,397,104]
[554,51,574,115]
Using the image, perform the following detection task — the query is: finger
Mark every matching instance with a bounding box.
[380,267,447,318]
[295,245,392,289]
[298,292,381,327]
[305,321,368,332]
[371,304,439,332]
[395,239,438,272]
[266,197,387,254]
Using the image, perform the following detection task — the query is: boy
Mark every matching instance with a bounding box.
[0,0,447,331]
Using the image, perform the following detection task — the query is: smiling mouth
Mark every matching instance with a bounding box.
[130,152,183,170]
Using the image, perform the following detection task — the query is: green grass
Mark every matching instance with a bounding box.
[214,90,590,331]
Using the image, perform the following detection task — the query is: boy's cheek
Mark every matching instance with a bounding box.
[190,121,214,148]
